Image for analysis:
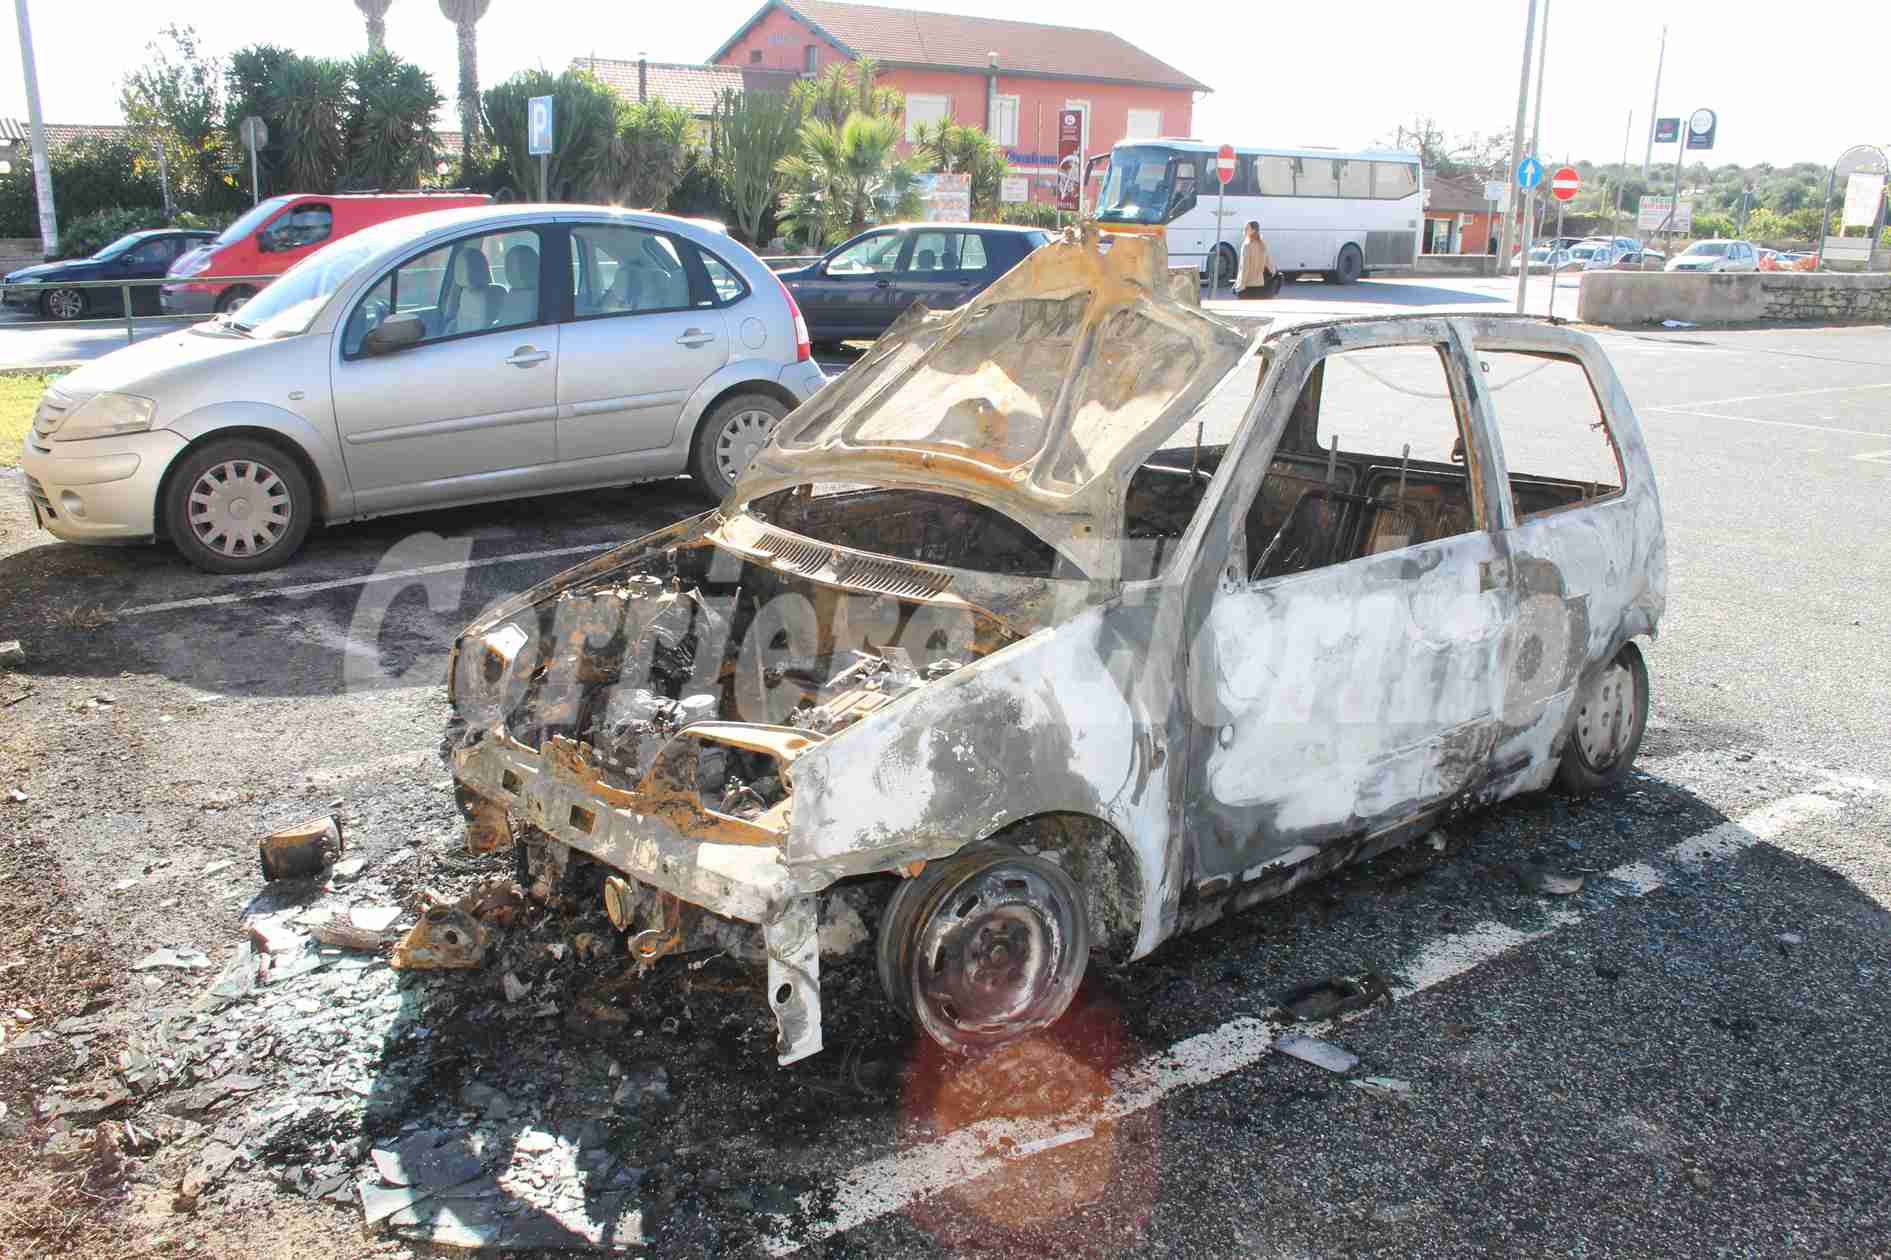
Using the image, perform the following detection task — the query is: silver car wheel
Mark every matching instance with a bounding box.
[46,288,83,320]
[186,459,293,559]
[1574,661,1633,769]
[713,407,779,487]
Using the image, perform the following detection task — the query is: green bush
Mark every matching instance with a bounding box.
[997,200,1061,228]
[53,207,227,259]
[0,135,170,239]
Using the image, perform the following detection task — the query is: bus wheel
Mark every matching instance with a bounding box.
[1326,245,1364,285]
[1204,242,1236,292]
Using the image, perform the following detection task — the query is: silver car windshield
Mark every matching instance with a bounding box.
[229,219,427,339]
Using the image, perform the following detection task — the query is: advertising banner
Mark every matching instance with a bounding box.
[1000,175,1029,204]
[1055,109,1084,211]
[1637,195,1692,233]
[916,172,971,222]
[1842,172,1886,229]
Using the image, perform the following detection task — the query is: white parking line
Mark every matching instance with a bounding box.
[1656,380,1891,408]
[1646,407,1887,438]
[112,542,619,617]
[764,789,1849,1254]
[1856,449,1891,464]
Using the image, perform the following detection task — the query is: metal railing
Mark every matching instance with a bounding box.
[0,273,280,345]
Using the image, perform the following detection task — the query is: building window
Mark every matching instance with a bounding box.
[907,93,951,142]
[804,45,818,74]
[990,94,1019,147]
[750,50,763,64]
[1126,108,1161,140]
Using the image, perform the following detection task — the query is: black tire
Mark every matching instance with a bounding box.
[1326,244,1364,285]
[1204,242,1237,292]
[689,391,789,501]
[215,285,257,315]
[1555,641,1650,795]
[39,287,85,321]
[163,437,314,574]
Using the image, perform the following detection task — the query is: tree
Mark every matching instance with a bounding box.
[791,57,902,128]
[355,0,394,53]
[481,68,618,200]
[118,25,240,213]
[1375,116,1511,180]
[777,111,932,248]
[710,88,803,245]
[344,51,443,190]
[439,0,492,148]
[911,119,1008,218]
[228,44,297,195]
[595,97,693,208]
[271,56,352,191]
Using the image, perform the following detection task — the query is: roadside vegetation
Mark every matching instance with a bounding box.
[0,371,61,468]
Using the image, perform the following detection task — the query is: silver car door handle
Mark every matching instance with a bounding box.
[506,346,550,367]
[674,329,716,348]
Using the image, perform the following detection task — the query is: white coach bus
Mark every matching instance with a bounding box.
[1088,140,1423,283]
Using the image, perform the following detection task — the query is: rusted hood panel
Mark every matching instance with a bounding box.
[733,226,1254,568]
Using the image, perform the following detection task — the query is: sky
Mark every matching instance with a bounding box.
[1,0,1882,170]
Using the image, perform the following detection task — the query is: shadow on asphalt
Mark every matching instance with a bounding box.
[235,757,1890,1257]
[0,476,716,696]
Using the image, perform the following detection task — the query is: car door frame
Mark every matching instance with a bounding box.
[1172,316,1518,903]
[328,221,563,511]
[797,228,904,339]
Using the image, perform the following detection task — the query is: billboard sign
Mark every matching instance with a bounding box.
[1685,108,1717,151]
[1653,117,1680,144]
[1841,172,1886,229]
[916,172,971,222]
[1000,175,1029,204]
[1055,109,1084,210]
[1637,195,1693,232]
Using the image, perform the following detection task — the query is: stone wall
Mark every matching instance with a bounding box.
[1412,255,1496,278]
[1576,272,1891,326]
[0,238,44,273]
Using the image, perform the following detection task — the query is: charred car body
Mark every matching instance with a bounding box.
[445,227,1666,1064]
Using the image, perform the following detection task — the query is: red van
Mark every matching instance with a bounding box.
[161,191,491,316]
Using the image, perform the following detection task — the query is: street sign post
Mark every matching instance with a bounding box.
[528,95,555,200]
[1211,143,1236,294]
[239,115,267,206]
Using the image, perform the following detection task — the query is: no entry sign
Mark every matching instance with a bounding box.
[1216,144,1236,184]
[1550,165,1581,202]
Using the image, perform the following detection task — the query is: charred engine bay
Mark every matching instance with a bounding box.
[450,498,1032,818]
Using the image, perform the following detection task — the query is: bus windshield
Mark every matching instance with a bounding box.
[1096,147,1195,225]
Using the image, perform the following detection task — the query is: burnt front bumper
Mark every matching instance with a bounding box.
[452,732,830,1064]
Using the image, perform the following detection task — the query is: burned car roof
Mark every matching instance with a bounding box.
[734,225,1255,572]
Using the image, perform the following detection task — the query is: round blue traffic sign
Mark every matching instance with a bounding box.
[1517,156,1543,190]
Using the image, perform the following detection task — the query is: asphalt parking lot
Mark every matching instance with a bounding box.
[1,316,1888,1257]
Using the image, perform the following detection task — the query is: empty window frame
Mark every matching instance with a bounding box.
[1478,350,1624,518]
[1243,344,1480,582]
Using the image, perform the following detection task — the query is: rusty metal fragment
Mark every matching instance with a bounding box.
[390,907,487,970]
[258,815,344,881]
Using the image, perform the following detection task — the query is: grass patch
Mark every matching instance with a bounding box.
[0,369,63,469]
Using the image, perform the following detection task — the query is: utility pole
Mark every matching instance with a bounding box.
[1515,0,1550,314]
[1641,26,1666,178]
[1495,0,1540,277]
[1613,109,1632,239]
[13,0,57,256]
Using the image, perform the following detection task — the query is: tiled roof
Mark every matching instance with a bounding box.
[575,59,801,115]
[714,0,1208,91]
[1425,173,1499,214]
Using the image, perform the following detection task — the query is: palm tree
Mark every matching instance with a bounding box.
[355,0,394,52]
[777,111,932,248]
[438,0,491,148]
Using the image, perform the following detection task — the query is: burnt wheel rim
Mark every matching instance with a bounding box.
[712,407,778,488]
[1574,661,1635,769]
[910,857,1086,1053]
[186,458,292,558]
[47,288,82,319]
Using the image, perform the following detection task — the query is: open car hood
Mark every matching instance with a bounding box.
[733,225,1254,575]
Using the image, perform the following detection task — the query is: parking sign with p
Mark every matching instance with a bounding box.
[528,96,555,156]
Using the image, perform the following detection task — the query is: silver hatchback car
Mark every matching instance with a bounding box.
[20,207,827,572]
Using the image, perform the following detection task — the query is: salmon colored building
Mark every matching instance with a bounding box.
[707,0,1209,200]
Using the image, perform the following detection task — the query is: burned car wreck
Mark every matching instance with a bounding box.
[445,226,1666,1065]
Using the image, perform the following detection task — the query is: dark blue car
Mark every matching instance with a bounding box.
[3,228,216,321]
[777,222,1051,347]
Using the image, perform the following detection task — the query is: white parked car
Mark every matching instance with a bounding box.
[20,207,826,572]
[1510,246,1574,274]
[1569,240,1619,270]
[1665,240,1760,273]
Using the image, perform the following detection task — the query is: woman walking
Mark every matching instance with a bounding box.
[1235,221,1280,298]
